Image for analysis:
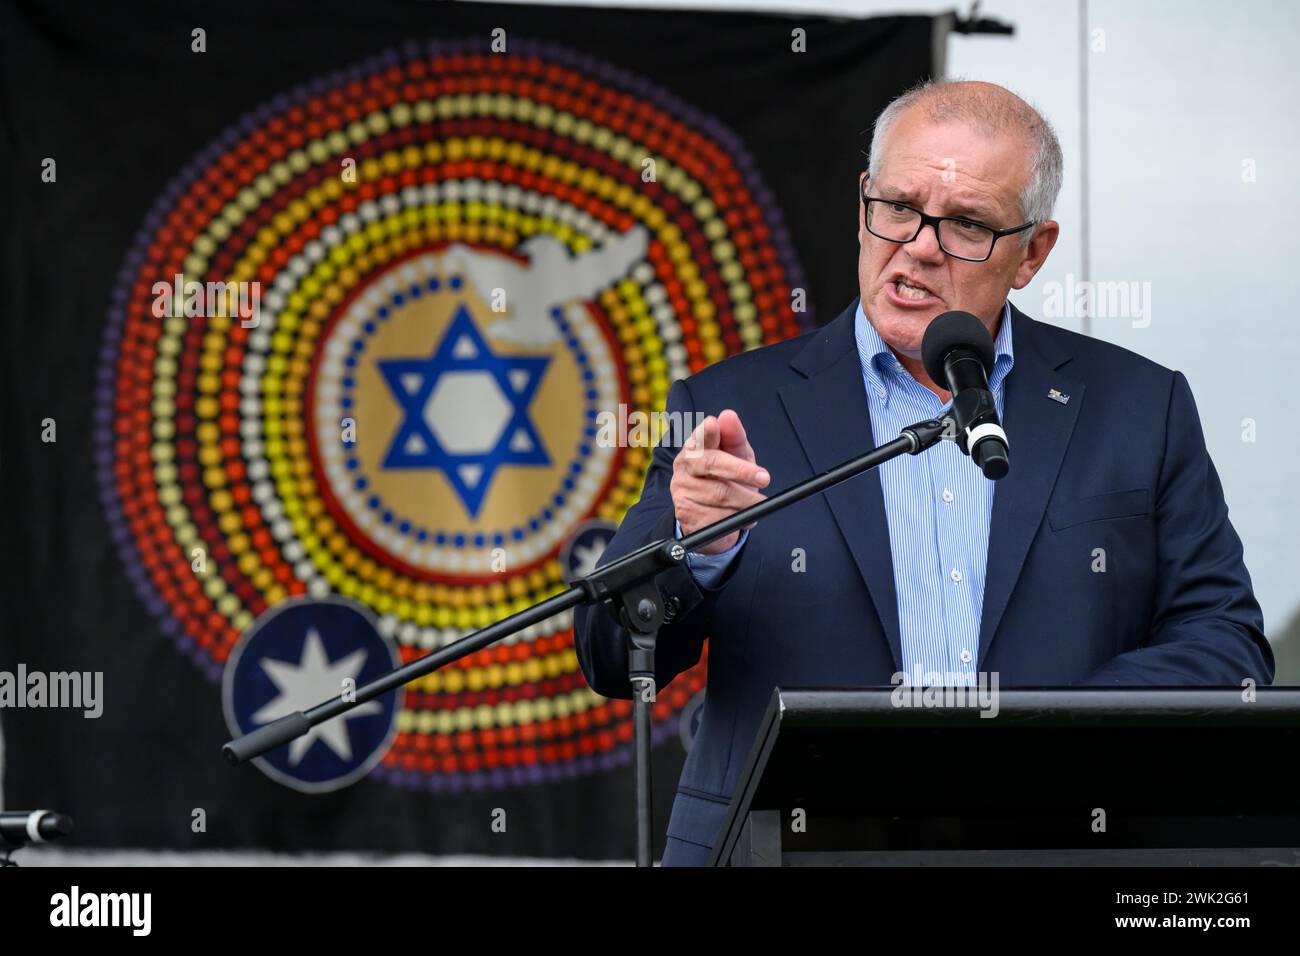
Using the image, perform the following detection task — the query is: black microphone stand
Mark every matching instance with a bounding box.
[223,417,951,866]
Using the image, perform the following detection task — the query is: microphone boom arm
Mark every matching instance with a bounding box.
[221,416,952,866]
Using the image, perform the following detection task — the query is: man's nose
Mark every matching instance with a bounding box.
[907,220,947,264]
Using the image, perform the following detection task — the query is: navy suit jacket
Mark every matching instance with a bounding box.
[572,298,1273,865]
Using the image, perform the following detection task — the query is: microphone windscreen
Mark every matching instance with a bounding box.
[921,311,995,384]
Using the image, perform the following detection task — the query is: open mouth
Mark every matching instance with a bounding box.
[885,274,940,307]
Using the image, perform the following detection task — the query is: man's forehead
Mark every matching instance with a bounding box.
[874,129,1027,214]
[872,174,1008,219]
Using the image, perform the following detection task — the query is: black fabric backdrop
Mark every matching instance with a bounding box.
[0,0,935,859]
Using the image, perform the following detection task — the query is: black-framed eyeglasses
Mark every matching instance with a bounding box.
[860,184,1036,263]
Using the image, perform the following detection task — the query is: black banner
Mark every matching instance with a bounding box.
[0,0,935,859]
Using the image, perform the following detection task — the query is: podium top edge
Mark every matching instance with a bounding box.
[769,687,1300,723]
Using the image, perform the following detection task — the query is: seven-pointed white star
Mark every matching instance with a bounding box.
[571,539,610,577]
[250,629,383,766]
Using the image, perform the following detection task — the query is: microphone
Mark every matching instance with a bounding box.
[921,310,1010,480]
[0,810,74,848]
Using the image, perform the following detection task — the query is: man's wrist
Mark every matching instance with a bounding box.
[676,518,747,587]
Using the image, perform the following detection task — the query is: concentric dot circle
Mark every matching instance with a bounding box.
[312,252,619,576]
[95,39,811,790]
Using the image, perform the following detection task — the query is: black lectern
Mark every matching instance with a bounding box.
[710,688,1300,866]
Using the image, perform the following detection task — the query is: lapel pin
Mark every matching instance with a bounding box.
[1047,388,1070,405]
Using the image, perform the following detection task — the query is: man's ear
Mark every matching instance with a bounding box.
[857,172,870,238]
[1011,219,1060,289]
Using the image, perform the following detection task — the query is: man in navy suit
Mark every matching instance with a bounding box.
[572,79,1273,866]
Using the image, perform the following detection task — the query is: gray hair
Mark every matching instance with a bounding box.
[867,78,1063,244]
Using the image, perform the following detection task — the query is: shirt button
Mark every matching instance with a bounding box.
[949,568,963,583]
[960,648,973,663]
[876,387,886,399]
[942,488,954,503]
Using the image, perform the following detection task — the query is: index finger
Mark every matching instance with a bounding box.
[717,409,755,464]
[682,415,719,460]
[682,448,771,487]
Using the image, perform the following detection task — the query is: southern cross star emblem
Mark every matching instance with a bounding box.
[377,304,550,517]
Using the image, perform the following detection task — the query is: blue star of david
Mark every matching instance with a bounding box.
[377,305,550,517]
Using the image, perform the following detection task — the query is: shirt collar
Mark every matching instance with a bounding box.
[854,298,1015,405]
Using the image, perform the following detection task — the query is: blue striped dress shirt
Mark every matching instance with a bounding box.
[681,300,1015,686]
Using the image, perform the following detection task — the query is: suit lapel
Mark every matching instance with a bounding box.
[977,305,1084,667]
[778,300,903,671]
